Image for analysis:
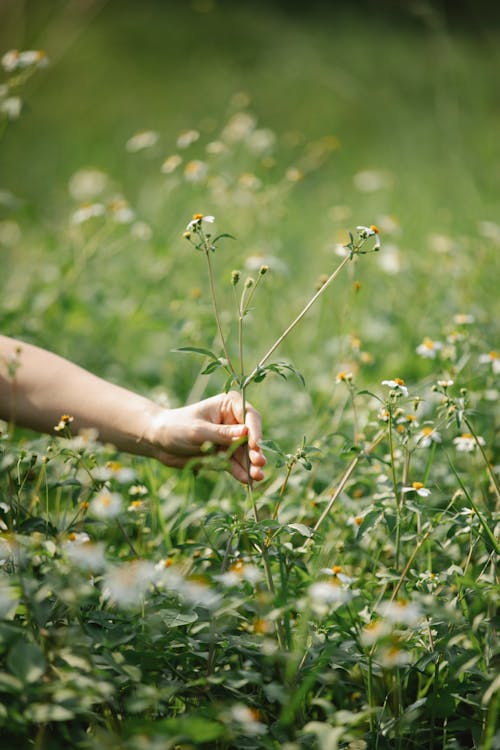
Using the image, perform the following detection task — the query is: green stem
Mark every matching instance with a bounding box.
[313,429,385,532]
[243,253,351,388]
[463,416,500,503]
[205,249,235,374]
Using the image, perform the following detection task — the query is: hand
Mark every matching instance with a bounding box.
[148,391,266,484]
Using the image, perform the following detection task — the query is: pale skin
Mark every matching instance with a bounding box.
[0,335,266,484]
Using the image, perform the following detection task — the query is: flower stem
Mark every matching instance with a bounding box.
[243,253,351,388]
[205,249,235,374]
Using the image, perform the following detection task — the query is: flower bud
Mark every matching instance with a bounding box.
[259,265,269,276]
[245,277,254,288]
[231,270,240,286]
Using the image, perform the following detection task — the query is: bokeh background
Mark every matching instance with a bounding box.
[1,0,499,446]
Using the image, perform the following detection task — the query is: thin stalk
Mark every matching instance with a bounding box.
[463,415,500,503]
[205,249,235,374]
[447,456,500,555]
[313,429,385,532]
[390,529,431,601]
[387,410,402,567]
[243,253,351,388]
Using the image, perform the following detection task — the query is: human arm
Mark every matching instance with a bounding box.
[0,335,265,483]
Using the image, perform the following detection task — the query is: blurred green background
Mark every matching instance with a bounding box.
[0,0,498,445]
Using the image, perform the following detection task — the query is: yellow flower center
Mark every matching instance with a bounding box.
[461,433,473,439]
[394,378,405,386]
[489,350,499,359]
[370,224,379,234]
[192,213,204,220]
[422,427,434,436]
[412,481,424,490]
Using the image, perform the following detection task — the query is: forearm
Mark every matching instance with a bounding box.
[0,335,160,456]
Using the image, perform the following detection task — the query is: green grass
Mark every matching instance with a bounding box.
[0,2,498,748]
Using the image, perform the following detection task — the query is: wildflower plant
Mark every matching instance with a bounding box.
[0,80,498,750]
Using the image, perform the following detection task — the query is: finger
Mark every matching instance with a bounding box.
[229,456,264,484]
[202,420,248,449]
[224,391,262,450]
[232,445,265,480]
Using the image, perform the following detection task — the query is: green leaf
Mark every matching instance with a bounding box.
[123,715,225,742]
[159,609,198,628]
[7,641,46,684]
[173,346,220,360]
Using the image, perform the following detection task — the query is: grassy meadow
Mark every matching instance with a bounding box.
[0,1,498,748]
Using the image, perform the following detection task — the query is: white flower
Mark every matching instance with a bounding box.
[64,537,107,572]
[418,426,442,448]
[125,129,158,152]
[218,560,262,586]
[357,225,378,238]
[129,484,148,497]
[308,580,351,614]
[2,49,48,72]
[453,313,475,325]
[229,704,267,735]
[161,154,182,174]
[319,567,353,585]
[68,169,108,200]
[453,433,485,452]
[381,378,409,397]
[479,351,500,374]
[0,97,22,119]
[377,599,422,626]
[416,337,442,359]
[184,159,208,183]
[360,619,391,646]
[402,481,431,497]
[176,129,200,149]
[221,112,256,143]
[437,379,454,388]
[103,560,155,607]
[378,646,410,668]
[90,490,123,519]
[71,202,105,224]
[185,213,215,231]
[108,198,134,224]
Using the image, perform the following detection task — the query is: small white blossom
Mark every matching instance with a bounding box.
[229,704,267,735]
[185,213,215,232]
[377,599,422,626]
[308,580,351,614]
[402,481,431,497]
[176,129,200,149]
[416,337,442,359]
[64,538,107,572]
[0,97,22,119]
[2,49,48,72]
[418,426,442,448]
[184,160,208,183]
[381,378,409,397]
[479,351,500,374]
[453,433,485,452]
[453,313,475,325]
[68,169,108,200]
[126,129,159,152]
[103,560,155,607]
[90,490,123,519]
[161,154,182,174]
[71,202,105,224]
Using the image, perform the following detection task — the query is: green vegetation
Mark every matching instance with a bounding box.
[0,2,498,748]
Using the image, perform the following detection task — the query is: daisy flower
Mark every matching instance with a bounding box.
[402,481,431,497]
[416,337,442,359]
[381,378,409,397]
[479,351,500,374]
[453,433,485,452]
